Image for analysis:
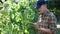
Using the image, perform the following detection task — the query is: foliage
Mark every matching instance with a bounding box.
[0,0,40,34]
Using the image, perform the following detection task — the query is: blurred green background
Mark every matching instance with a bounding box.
[0,0,60,34]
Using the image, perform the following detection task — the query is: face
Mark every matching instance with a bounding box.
[38,4,47,13]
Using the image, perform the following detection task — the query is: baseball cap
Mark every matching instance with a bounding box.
[36,0,47,9]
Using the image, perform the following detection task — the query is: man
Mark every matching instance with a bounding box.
[31,0,57,34]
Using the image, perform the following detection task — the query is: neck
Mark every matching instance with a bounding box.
[40,10,46,14]
[40,10,48,15]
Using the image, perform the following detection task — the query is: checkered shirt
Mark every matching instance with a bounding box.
[37,9,57,34]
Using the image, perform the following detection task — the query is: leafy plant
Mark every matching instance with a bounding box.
[0,0,38,34]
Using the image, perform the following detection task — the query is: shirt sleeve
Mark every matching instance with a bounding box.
[48,14,57,34]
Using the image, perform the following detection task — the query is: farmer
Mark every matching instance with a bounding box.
[31,0,57,34]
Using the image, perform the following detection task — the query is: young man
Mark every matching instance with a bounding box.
[31,0,57,34]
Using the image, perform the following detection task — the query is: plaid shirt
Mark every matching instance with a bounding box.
[37,9,57,34]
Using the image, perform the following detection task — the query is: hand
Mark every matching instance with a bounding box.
[39,28,52,34]
[39,28,48,32]
[40,28,45,30]
[30,23,39,29]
